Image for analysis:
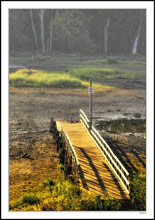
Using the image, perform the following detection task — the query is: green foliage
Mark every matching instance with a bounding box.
[43,176,56,195]
[130,173,146,210]
[102,193,122,210]
[9,169,146,211]
[9,10,30,54]
[57,164,64,170]
[45,177,55,186]
[68,67,136,81]
[52,10,96,54]
[9,69,84,88]
[9,64,145,89]
[33,54,52,62]
[10,194,40,210]
[21,194,40,205]
[9,173,124,211]
[9,9,146,55]
[41,179,96,211]
[9,200,23,210]
[107,58,119,64]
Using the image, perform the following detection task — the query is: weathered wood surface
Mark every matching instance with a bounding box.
[56,121,130,200]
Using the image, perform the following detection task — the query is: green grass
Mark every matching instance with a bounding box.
[9,54,146,89]
[9,54,146,71]
[9,69,84,89]
[9,53,146,90]
[9,194,40,210]
[10,173,146,211]
[9,68,113,90]
[130,172,146,210]
[9,175,123,211]
[22,194,40,205]
[67,67,140,81]
[9,162,145,211]
[9,66,145,89]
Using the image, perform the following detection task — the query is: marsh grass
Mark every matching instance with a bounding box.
[68,67,131,80]
[9,169,146,211]
[22,194,40,205]
[130,172,146,210]
[9,171,123,211]
[9,68,111,90]
[9,193,40,210]
[9,69,83,88]
[107,57,119,64]
[9,66,143,90]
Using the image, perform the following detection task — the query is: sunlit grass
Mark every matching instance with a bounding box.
[9,150,146,211]
[9,170,146,211]
[9,175,123,211]
[9,65,145,91]
[9,68,114,90]
[9,69,83,88]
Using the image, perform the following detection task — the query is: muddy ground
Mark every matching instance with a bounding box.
[9,85,146,203]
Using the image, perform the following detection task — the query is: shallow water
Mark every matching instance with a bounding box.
[9,64,65,73]
[94,118,146,133]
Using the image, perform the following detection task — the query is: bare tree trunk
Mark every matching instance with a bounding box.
[30,9,38,50]
[141,41,145,54]
[104,19,110,54]
[47,37,49,53]
[49,22,52,53]
[131,23,142,55]
[49,12,53,53]
[38,9,45,53]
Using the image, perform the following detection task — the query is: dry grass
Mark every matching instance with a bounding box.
[9,86,131,97]
[9,133,59,205]
[9,132,146,211]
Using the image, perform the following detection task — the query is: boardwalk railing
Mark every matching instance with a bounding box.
[50,119,88,188]
[62,131,80,175]
[79,109,130,195]
[61,131,88,189]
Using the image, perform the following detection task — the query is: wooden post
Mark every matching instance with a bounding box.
[89,80,93,130]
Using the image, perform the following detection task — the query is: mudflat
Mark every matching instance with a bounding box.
[9,86,146,203]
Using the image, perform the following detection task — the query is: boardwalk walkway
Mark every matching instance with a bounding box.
[56,121,130,200]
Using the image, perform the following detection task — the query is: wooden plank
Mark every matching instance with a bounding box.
[56,121,130,200]
[80,111,130,194]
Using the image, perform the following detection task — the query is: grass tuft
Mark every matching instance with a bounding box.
[22,194,40,205]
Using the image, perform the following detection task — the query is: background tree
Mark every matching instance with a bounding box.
[52,9,96,54]
[9,9,29,55]
[9,9,146,56]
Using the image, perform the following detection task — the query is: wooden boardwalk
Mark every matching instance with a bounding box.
[56,121,130,200]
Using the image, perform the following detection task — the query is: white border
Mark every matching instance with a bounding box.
[1,1,154,219]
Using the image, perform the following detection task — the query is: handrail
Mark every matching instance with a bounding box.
[80,114,89,128]
[92,126,129,176]
[62,130,88,189]
[80,109,90,123]
[79,109,130,195]
[63,131,80,166]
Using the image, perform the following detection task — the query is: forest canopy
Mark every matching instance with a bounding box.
[9,9,146,56]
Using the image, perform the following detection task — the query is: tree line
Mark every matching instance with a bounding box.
[9,9,146,56]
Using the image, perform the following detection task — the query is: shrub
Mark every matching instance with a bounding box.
[107,58,119,64]
[130,173,146,210]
